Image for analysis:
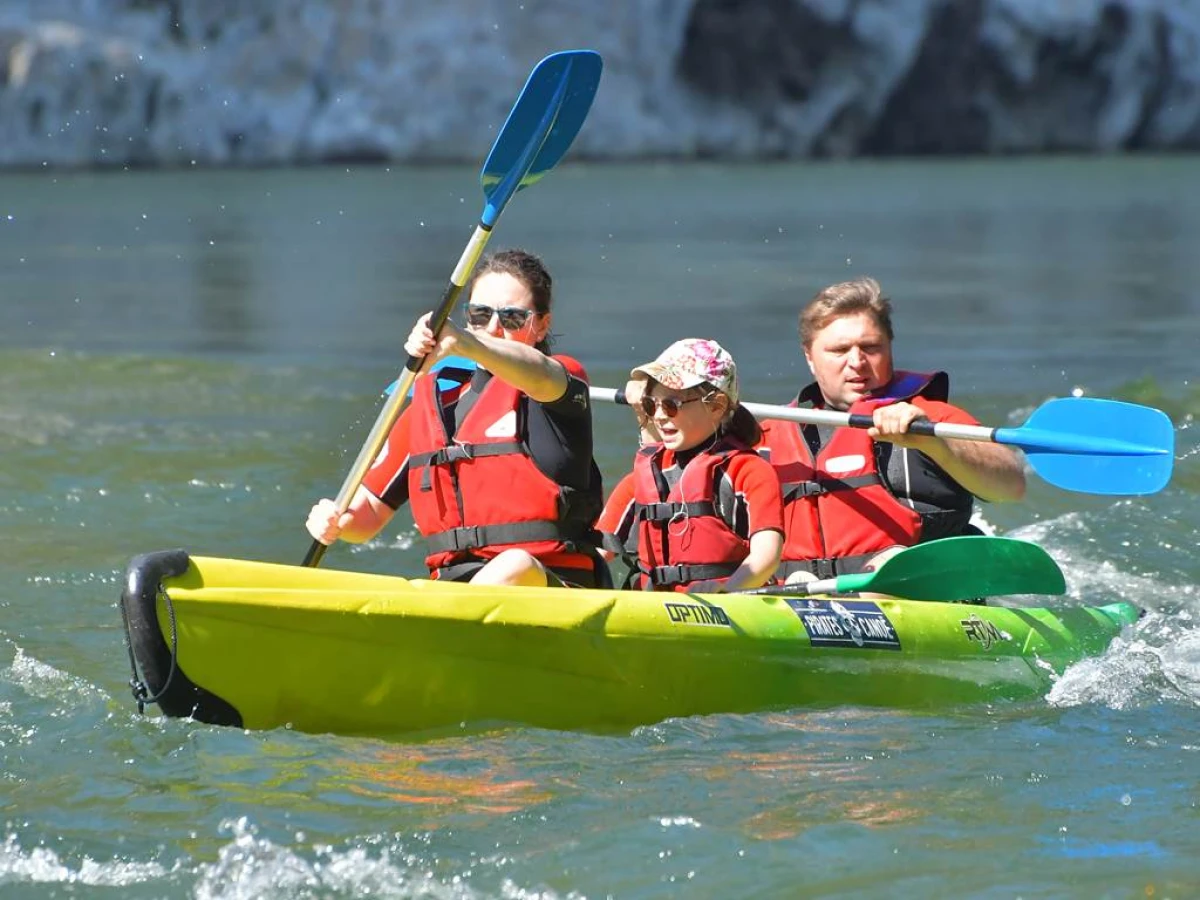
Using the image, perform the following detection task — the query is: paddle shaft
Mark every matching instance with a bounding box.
[303,50,602,567]
[589,387,1168,457]
[596,386,1019,444]
[741,573,873,597]
[303,230,491,567]
[741,573,872,598]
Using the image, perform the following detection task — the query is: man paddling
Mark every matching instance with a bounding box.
[760,277,1026,583]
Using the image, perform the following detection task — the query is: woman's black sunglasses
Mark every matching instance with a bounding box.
[465,303,537,331]
[640,395,704,418]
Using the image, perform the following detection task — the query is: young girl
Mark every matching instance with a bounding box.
[598,339,783,593]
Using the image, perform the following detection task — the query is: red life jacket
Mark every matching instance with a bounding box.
[406,363,596,579]
[761,371,948,579]
[631,439,752,592]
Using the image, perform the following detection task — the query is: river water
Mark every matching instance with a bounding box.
[1,157,1198,897]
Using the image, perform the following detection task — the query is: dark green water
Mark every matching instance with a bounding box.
[1,158,1197,897]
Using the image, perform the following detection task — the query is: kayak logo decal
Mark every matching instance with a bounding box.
[788,598,901,651]
[960,614,1010,651]
[664,602,730,627]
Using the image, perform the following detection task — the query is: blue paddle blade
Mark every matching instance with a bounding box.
[1000,397,1175,495]
[480,50,602,227]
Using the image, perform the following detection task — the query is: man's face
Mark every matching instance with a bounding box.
[803,312,894,410]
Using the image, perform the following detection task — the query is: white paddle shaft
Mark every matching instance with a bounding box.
[587,386,997,443]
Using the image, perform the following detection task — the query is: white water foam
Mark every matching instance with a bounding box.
[1044,594,1200,709]
[1012,512,1200,710]
[1048,615,1200,709]
[1010,513,1198,610]
[0,833,168,888]
[2,818,580,898]
[193,817,573,900]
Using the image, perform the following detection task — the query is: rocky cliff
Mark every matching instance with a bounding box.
[1,0,1196,168]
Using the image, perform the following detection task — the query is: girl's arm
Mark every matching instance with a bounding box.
[720,529,784,592]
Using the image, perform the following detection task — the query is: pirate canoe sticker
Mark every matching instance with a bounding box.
[787,598,901,651]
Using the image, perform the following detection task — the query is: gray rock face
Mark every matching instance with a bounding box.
[0,0,1196,167]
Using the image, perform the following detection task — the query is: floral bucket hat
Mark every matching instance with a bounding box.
[630,338,739,406]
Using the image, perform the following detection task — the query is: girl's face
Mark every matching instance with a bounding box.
[643,382,728,452]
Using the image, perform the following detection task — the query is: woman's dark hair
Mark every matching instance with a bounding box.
[470,248,554,353]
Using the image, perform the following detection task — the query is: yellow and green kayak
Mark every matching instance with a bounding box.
[118,549,1138,738]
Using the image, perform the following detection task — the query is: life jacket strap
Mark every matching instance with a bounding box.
[776,553,877,580]
[643,561,740,588]
[636,501,718,523]
[598,531,628,556]
[410,441,525,490]
[780,473,881,502]
[424,519,570,555]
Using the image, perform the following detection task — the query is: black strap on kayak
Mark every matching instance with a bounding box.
[120,583,180,714]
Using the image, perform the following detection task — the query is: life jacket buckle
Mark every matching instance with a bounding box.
[782,481,824,503]
[653,564,690,586]
[446,525,485,552]
[812,557,838,580]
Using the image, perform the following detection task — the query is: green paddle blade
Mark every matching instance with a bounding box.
[828,536,1067,601]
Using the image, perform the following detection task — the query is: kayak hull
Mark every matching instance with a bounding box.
[119,550,1139,737]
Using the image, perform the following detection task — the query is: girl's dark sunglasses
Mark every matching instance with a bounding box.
[465,303,536,331]
[640,395,703,418]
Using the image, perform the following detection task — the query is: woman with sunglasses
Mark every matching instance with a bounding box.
[597,339,784,593]
[305,249,606,588]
